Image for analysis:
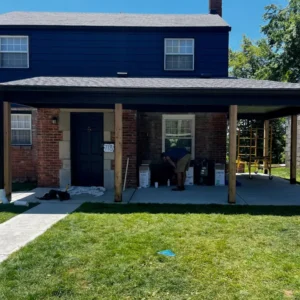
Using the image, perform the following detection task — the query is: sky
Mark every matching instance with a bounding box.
[0,0,288,50]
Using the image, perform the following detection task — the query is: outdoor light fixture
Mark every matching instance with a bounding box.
[52,117,58,125]
[117,72,128,77]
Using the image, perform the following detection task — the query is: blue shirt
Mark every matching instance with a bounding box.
[165,148,189,162]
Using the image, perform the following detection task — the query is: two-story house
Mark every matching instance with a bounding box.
[1,0,300,203]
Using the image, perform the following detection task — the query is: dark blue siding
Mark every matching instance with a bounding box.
[0,28,229,82]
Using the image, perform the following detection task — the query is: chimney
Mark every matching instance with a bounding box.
[209,0,222,17]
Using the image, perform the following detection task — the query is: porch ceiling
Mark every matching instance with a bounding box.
[1,76,300,118]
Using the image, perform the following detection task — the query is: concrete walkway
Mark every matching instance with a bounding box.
[0,202,80,263]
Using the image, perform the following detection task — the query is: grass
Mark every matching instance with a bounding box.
[242,165,300,182]
[12,182,37,192]
[1,203,300,299]
[272,167,300,182]
[0,203,38,224]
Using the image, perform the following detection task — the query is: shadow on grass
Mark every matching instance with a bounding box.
[0,203,38,214]
[74,203,300,217]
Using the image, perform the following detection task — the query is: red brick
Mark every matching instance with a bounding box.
[36,109,62,187]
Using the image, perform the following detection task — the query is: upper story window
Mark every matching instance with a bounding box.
[11,114,32,145]
[0,36,29,68]
[164,39,194,71]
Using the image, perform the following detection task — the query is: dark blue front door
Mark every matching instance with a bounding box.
[71,113,104,186]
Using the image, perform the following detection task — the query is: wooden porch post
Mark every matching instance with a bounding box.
[263,120,269,174]
[228,105,237,204]
[290,115,297,184]
[114,103,123,202]
[0,100,4,192]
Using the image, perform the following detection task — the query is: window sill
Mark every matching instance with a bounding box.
[12,145,33,149]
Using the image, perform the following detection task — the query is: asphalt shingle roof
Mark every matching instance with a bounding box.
[0,11,230,28]
[1,76,300,91]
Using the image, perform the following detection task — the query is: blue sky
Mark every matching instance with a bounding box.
[0,0,288,50]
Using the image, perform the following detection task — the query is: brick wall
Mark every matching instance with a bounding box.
[12,108,38,182]
[138,112,162,163]
[12,109,225,188]
[36,108,62,186]
[112,110,137,187]
[123,110,137,187]
[195,113,227,163]
[138,112,227,163]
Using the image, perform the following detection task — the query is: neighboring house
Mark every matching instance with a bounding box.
[1,0,300,203]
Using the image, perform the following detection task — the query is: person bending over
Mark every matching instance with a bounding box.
[161,148,191,191]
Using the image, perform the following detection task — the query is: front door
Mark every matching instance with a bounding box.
[71,113,104,186]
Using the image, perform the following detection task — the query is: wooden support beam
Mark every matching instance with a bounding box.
[0,101,4,190]
[263,120,269,174]
[114,103,123,202]
[228,105,237,204]
[4,102,12,198]
[290,115,297,184]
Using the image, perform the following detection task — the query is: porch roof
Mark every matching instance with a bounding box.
[1,76,300,92]
[1,76,300,118]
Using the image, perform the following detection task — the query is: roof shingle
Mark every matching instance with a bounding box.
[0,11,230,28]
[1,76,300,91]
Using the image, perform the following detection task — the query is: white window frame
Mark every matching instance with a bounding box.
[11,113,32,146]
[162,114,195,159]
[164,38,195,71]
[0,36,29,69]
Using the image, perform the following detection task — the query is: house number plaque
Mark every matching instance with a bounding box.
[104,143,115,153]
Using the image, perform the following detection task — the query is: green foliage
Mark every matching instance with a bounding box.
[272,166,300,182]
[230,1,300,163]
[230,0,300,83]
[229,37,275,80]
[270,118,287,163]
[262,0,300,82]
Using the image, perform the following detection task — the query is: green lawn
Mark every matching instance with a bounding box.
[272,167,300,182]
[243,166,300,182]
[0,203,37,224]
[1,204,300,299]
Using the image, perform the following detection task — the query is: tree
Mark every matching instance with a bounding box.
[229,37,275,80]
[262,0,300,82]
[228,0,300,164]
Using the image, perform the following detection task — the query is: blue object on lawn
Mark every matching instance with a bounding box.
[157,250,176,257]
[225,179,242,186]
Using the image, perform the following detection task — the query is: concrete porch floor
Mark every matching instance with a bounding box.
[12,188,136,205]
[11,174,300,206]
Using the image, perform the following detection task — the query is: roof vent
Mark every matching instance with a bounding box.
[117,72,128,77]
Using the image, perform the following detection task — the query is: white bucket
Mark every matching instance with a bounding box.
[0,189,9,204]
